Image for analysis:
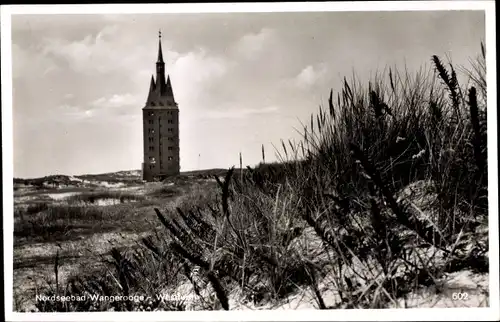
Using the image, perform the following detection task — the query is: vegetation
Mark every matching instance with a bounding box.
[14,171,143,187]
[13,178,217,249]
[18,45,488,311]
[64,191,144,204]
[15,204,119,245]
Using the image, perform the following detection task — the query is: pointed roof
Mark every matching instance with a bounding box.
[147,75,157,103]
[157,30,164,63]
[145,30,177,107]
[147,75,156,101]
[166,75,175,100]
[149,75,156,90]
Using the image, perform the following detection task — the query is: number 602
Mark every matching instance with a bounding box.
[452,292,469,301]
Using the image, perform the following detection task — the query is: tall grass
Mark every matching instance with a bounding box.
[65,191,144,204]
[14,204,110,244]
[34,44,488,311]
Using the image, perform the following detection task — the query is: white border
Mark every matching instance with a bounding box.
[485,1,499,320]
[1,1,496,14]
[2,1,498,321]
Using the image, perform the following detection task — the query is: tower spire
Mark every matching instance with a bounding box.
[155,29,166,94]
[157,29,164,63]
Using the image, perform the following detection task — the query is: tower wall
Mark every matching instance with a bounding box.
[142,32,180,182]
[142,107,180,181]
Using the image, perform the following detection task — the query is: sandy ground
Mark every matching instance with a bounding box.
[165,223,490,311]
[12,179,490,312]
[164,265,489,311]
[16,183,145,203]
[12,179,149,312]
[13,230,151,312]
[45,192,82,200]
[247,270,489,310]
[94,181,126,188]
[392,270,489,308]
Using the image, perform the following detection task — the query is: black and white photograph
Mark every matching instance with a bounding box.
[2,1,498,321]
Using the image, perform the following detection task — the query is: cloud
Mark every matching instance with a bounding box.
[90,93,143,109]
[49,93,143,122]
[12,43,60,79]
[40,24,154,76]
[42,65,60,76]
[54,104,93,121]
[294,64,328,89]
[204,105,279,120]
[42,33,115,75]
[231,28,276,60]
[38,24,230,110]
[172,48,228,84]
[167,48,230,106]
[95,24,119,42]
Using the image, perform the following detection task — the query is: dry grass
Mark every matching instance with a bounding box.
[24,44,489,312]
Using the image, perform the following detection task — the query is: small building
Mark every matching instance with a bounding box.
[142,31,180,182]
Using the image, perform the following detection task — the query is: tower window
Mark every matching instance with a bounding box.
[149,146,154,151]
[167,128,173,132]
[149,157,156,164]
[168,146,174,151]
[149,112,155,116]
[168,156,173,161]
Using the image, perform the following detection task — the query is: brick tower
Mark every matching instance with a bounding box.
[142,31,180,182]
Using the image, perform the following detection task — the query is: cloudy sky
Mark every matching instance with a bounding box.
[11,9,485,178]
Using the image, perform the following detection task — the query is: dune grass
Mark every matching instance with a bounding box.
[14,190,173,246]
[29,45,489,311]
[14,204,119,245]
[13,177,218,249]
[64,191,145,204]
